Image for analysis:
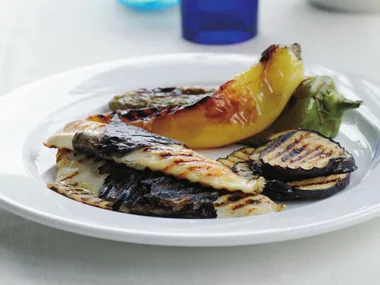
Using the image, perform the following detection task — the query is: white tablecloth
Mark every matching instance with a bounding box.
[1,0,380,284]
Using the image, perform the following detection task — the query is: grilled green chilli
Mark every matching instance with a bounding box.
[240,76,363,145]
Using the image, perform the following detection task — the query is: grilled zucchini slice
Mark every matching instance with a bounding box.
[258,129,357,181]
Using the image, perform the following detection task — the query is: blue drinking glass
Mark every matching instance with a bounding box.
[181,0,259,45]
[119,0,178,10]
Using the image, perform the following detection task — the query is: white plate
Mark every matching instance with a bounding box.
[0,53,380,247]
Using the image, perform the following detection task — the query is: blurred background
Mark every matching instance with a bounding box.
[0,0,379,97]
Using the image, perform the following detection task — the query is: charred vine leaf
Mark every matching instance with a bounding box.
[109,87,216,111]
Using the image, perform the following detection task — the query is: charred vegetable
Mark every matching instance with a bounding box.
[89,43,305,149]
[109,87,215,111]
[230,161,295,201]
[258,129,357,182]
[216,147,255,168]
[218,129,357,201]
[44,118,265,194]
[288,173,351,199]
[218,148,297,201]
[241,76,362,144]
[49,149,285,218]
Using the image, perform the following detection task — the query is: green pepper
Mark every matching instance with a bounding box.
[240,76,362,144]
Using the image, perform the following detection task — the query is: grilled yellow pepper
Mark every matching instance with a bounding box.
[89,44,305,148]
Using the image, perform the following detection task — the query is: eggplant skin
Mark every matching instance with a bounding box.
[261,153,356,182]
[261,174,351,201]
[230,161,298,202]
[220,131,356,201]
[262,180,299,201]
[288,173,351,199]
[259,129,357,182]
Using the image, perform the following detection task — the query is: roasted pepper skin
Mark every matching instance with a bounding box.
[240,76,362,144]
[90,44,305,149]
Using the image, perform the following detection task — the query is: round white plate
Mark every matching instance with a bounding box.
[0,53,380,247]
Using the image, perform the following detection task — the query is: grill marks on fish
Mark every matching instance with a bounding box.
[48,150,283,218]
[215,194,285,217]
[45,118,264,194]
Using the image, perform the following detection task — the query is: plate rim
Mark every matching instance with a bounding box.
[1,52,380,247]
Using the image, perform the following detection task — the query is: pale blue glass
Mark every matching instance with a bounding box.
[119,0,178,9]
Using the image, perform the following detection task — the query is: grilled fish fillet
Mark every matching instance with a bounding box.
[44,118,264,194]
[48,150,284,218]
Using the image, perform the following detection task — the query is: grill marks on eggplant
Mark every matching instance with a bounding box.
[217,147,255,169]
[218,130,357,201]
[259,130,357,181]
[288,173,350,190]
[48,150,283,218]
[288,173,351,199]
[223,149,297,201]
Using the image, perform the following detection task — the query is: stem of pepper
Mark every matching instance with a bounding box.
[337,99,363,110]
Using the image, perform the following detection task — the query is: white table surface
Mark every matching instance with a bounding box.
[1,0,380,284]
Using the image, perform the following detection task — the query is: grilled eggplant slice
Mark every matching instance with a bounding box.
[219,132,356,201]
[262,173,351,201]
[229,161,297,201]
[288,173,351,199]
[218,148,297,201]
[48,150,284,218]
[44,118,264,194]
[258,129,357,181]
[225,159,352,201]
[217,147,256,168]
